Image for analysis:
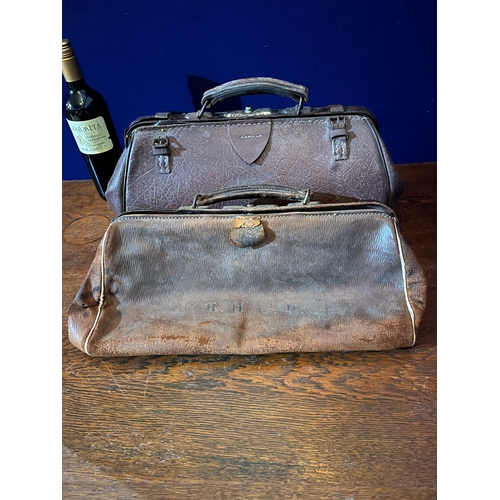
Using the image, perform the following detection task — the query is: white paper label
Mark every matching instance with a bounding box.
[66,116,113,154]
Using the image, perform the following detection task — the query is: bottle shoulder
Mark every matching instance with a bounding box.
[65,86,108,116]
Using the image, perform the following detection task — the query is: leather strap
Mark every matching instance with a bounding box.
[330,117,348,161]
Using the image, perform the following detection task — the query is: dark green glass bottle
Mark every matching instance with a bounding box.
[62,39,122,199]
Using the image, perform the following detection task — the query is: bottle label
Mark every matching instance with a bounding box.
[66,116,113,154]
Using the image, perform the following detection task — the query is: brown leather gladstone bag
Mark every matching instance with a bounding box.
[68,185,426,357]
[105,77,403,215]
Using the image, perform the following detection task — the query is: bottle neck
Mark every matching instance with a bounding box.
[62,39,84,84]
[66,78,88,91]
[62,58,83,83]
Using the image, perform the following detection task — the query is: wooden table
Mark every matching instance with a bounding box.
[62,163,436,499]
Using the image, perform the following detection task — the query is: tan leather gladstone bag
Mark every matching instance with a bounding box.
[68,186,426,357]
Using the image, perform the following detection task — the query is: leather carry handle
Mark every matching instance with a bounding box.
[191,184,312,208]
[198,77,309,118]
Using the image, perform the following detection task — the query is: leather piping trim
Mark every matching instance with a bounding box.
[122,140,135,213]
[392,218,417,345]
[83,228,111,355]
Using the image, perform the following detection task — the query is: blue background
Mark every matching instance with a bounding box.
[62,0,437,181]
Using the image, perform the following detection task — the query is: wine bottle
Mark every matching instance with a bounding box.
[62,39,122,199]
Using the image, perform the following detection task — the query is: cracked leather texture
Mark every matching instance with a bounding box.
[106,115,404,215]
[68,204,426,356]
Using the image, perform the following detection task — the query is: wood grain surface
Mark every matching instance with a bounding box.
[62,163,437,499]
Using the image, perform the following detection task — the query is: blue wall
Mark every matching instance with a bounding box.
[62,0,436,181]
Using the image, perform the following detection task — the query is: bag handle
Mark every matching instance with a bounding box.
[198,77,309,118]
[191,184,312,208]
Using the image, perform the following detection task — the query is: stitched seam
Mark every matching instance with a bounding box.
[226,122,272,126]
[135,119,328,132]
[83,228,110,355]
[116,212,394,222]
[131,116,364,135]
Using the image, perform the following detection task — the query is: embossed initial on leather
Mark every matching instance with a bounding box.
[228,121,272,163]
